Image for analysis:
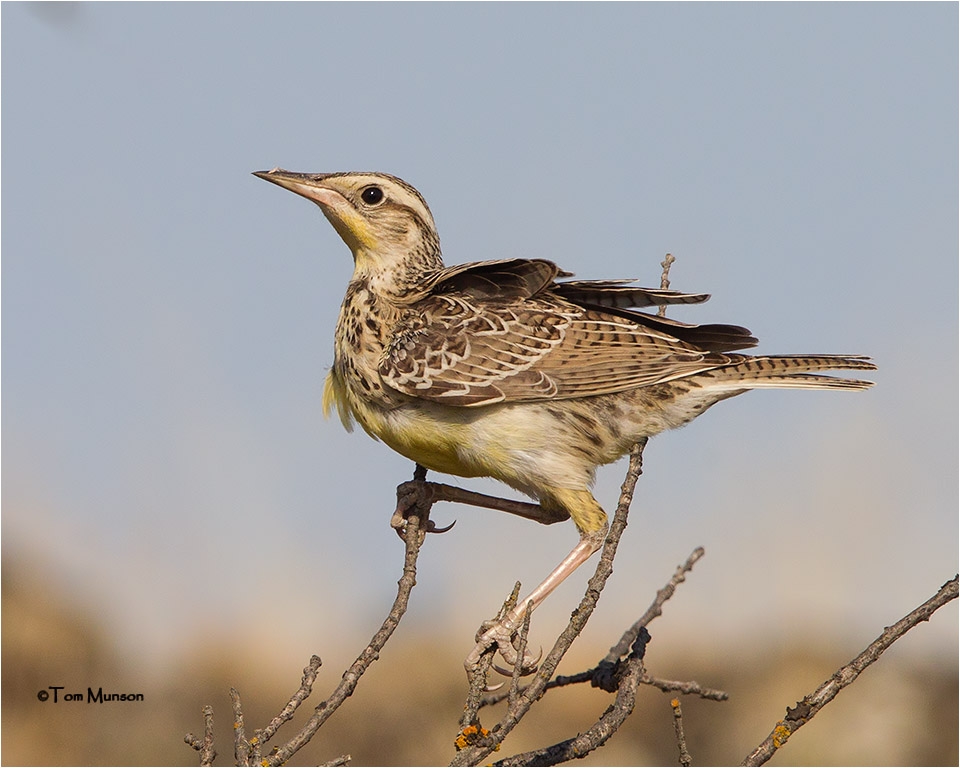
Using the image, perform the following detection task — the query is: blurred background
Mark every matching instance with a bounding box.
[2,3,956,765]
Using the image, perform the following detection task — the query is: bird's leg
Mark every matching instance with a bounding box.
[464,488,608,675]
[392,466,570,539]
[464,526,607,674]
[422,484,569,524]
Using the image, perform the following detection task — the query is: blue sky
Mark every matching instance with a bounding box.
[3,3,956,669]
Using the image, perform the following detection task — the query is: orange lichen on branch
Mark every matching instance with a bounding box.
[772,722,792,748]
[454,724,498,752]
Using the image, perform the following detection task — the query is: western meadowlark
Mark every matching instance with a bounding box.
[254,169,875,672]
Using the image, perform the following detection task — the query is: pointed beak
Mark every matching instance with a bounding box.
[253,168,347,209]
[254,168,375,253]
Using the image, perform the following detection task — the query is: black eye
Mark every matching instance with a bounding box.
[361,186,384,205]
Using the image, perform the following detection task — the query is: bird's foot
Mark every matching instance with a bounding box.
[465,616,542,677]
[391,476,456,540]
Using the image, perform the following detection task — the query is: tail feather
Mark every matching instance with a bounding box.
[705,355,876,392]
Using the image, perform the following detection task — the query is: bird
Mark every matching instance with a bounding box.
[253,168,875,673]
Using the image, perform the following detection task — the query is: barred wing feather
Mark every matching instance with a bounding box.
[380,295,736,407]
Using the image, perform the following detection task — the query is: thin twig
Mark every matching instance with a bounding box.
[184,705,216,767]
[253,655,323,752]
[492,629,652,766]
[450,439,648,767]
[741,575,959,766]
[262,479,430,766]
[671,697,693,767]
[641,674,728,702]
[229,687,249,764]
[508,603,534,709]
[658,253,676,317]
[320,756,352,767]
[604,546,705,664]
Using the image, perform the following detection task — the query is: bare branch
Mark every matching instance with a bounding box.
[184,704,216,767]
[658,253,676,317]
[264,505,429,766]
[741,575,959,766]
[604,546,705,664]
[671,697,693,767]
[507,603,534,709]
[229,687,249,764]
[251,654,323,755]
[641,674,728,702]
[492,629,651,766]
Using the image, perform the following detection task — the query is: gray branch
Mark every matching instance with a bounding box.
[741,575,959,766]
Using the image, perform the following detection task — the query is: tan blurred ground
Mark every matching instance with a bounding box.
[3,558,956,767]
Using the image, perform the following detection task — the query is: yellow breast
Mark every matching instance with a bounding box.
[323,368,484,476]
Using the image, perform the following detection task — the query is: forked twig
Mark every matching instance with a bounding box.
[605,546,705,663]
[492,629,652,767]
[185,467,432,767]
[239,655,324,763]
[263,501,428,765]
[184,705,216,767]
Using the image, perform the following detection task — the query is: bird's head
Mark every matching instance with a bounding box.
[254,169,442,285]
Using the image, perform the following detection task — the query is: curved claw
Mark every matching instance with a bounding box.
[491,661,537,678]
[427,518,457,534]
[491,645,542,677]
[392,516,456,540]
[483,681,505,693]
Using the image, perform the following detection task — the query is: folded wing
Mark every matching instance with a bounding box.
[381,294,751,406]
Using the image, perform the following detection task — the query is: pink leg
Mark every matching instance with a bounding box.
[463,527,607,672]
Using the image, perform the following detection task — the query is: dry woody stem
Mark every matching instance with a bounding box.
[184,465,432,767]
[672,697,693,767]
[183,704,216,767]
[741,575,959,766]
[493,629,651,767]
[262,495,428,766]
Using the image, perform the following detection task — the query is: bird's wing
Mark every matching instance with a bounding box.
[563,303,758,353]
[380,294,742,407]
[410,258,569,301]
[409,259,715,307]
[552,280,710,308]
